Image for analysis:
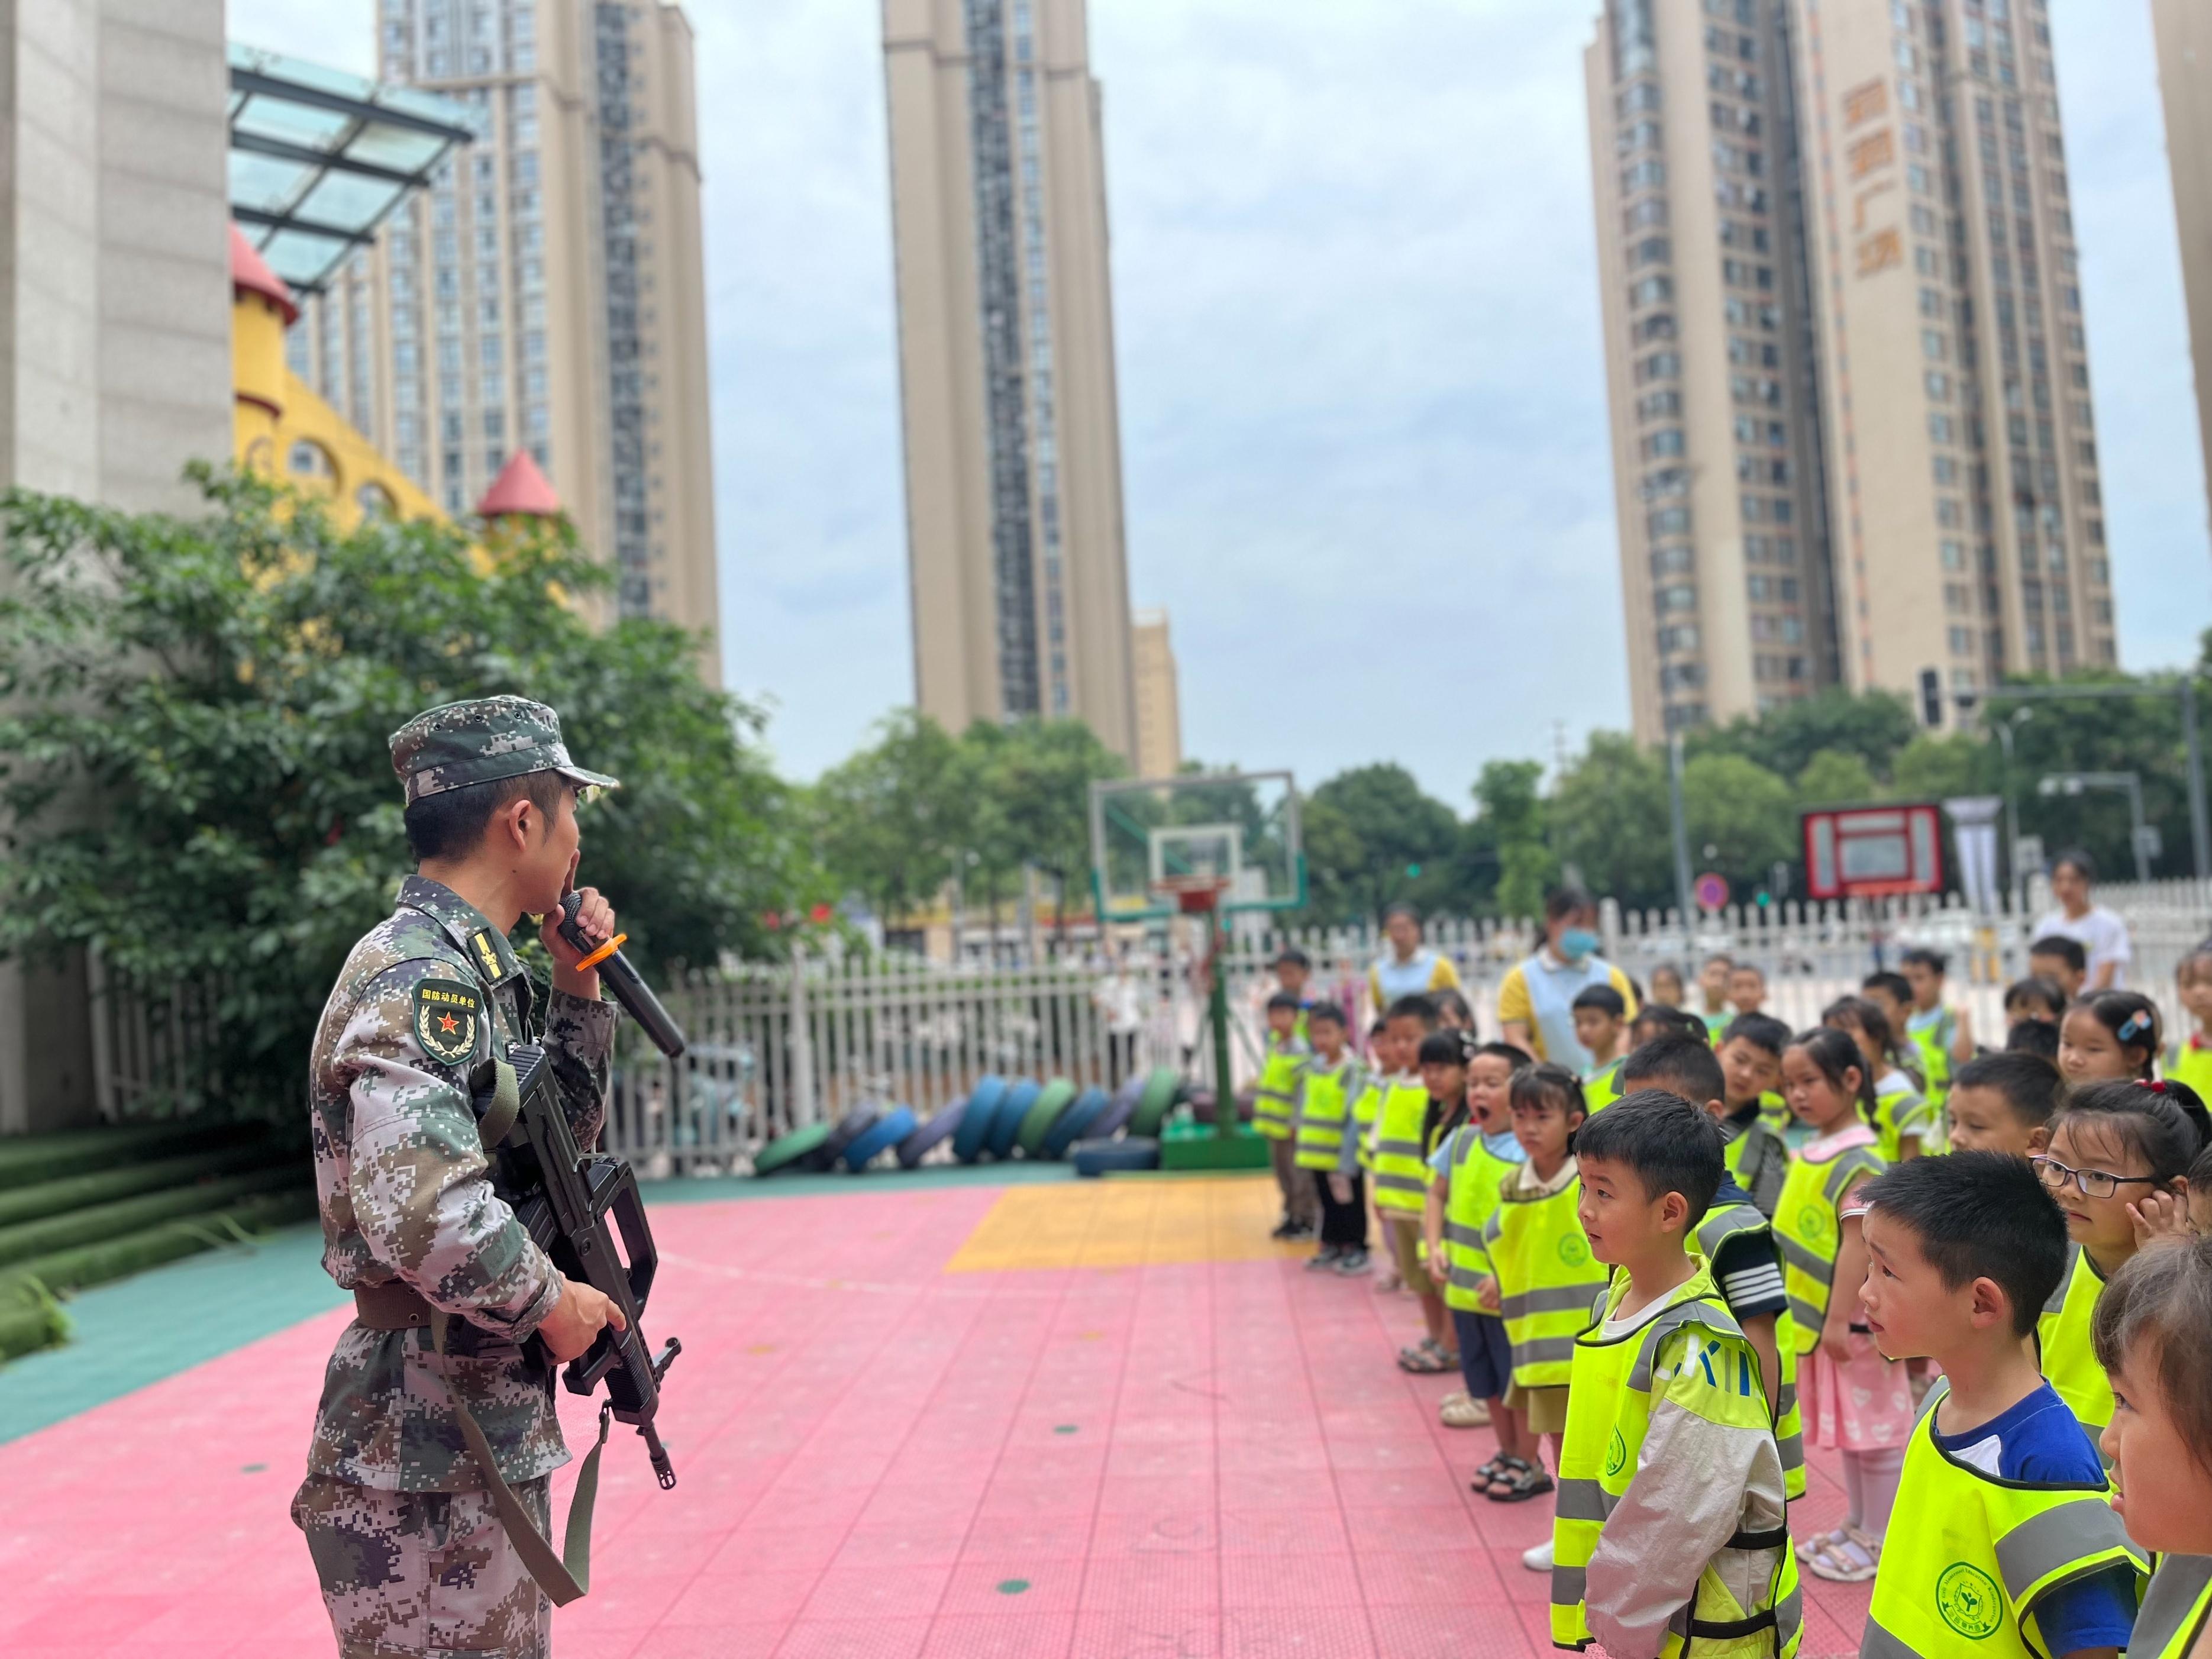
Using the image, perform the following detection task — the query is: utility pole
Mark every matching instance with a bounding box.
[1669,733,1696,923]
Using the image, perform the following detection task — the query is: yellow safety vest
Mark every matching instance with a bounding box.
[1441,1124,1520,1313]
[1908,1009,1956,1109]
[2036,1243,2116,1439]
[1691,1199,1806,1502]
[1369,1075,1431,1215]
[2165,1036,2212,1100]
[2130,1558,2212,1659]
[1292,1058,1362,1172]
[1551,1267,1800,1658]
[1351,1076,1382,1171]
[1872,1079,1933,1164]
[1585,1057,1627,1113]
[1757,1091,1793,1140]
[1861,1384,2146,1659]
[1252,1038,1305,1141]
[1772,1140,1886,1353]
[1723,1118,1790,1218]
[1481,1170,1609,1387]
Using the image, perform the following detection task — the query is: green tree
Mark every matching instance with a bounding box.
[1683,753,1797,899]
[0,472,810,1117]
[1691,688,1919,784]
[810,709,971,922]
[1888,733,1995,803]
[1299,764,1464,924]
[968,716,1125,933]
[1474,760,1557,920]
[1548,733,1671,908]
[1796,748,1880,806]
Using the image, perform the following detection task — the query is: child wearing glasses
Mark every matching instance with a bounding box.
[2035,1081,2211,1440]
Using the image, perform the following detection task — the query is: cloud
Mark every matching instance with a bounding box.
[224,0,2211,804]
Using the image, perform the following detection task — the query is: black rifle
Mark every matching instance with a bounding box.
[485,1041,682,1492]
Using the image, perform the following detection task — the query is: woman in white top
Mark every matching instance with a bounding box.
[2032,848,2132,991]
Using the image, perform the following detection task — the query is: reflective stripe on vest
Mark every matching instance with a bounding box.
[2036,1243,2115,1438]
[1370,1079,1432,1213]
[1723,1122,1787,1218]
[1293,1060,1360,1171]
[1351,1079,1382,1170]
[1872,1083,1932,1164]
[1252,1044,1304,1140]
[1774,1144,1885,1353]
[1481,1175,1607,1388]
[1861,1384,2146,1659]
[1692,1200,1805,1502]
[1551,1269,1799,1657]
[1442,1124,1518,1311]
[2131,1557,2212,1659]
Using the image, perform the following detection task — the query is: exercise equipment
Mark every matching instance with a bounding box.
[987,1079,1040,1160]
[751,1121,832,1177]
[896,1099,965,1169]
[952,1077,1007,1164]
[1013,1079,1078,1157]
[1129,1067,1181,1139]
[841,1106,918,1171]
[1042,1086,1110,1160]
[1072,1137,1161,1177]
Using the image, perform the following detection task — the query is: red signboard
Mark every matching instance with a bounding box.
[1802,803,1945,900]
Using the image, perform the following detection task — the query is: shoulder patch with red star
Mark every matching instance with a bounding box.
[412,978,482,1067]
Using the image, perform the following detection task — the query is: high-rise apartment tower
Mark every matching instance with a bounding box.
[2153,0,2212,539]
[292,0,719,671]
[1587,0,2116,740]
[1588,0,1838,742]
[881,0,1138,757]
[1130,608,1182,779]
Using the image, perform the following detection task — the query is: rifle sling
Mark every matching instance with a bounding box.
[348,1056,607,1606]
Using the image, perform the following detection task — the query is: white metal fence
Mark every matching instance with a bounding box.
[82,879,2212,1173]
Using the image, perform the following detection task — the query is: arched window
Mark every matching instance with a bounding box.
[286,439,338,494]
[355,482,396,521]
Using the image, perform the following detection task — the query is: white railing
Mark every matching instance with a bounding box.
[75,878,2212,1169]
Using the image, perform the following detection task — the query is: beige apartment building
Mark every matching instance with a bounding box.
[881,0,1139,759]
[1130,608,1183,779]
[2154,0,2212,532]
[1589,0,2116,741]
[291,0,719,672]
[1587,0,1838,741]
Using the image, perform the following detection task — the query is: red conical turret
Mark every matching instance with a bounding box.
[229,224,299,326]
[476,448,561,519]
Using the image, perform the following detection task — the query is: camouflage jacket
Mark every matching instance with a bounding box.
[306,874,615,1492]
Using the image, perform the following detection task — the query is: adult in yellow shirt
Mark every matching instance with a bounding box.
[1367,903,1463,1013]
[1497,886,1639,1068]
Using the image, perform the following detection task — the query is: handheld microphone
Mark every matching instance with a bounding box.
[555,892,688,1058]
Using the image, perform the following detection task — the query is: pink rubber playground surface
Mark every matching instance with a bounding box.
[0,1179,1872,1658]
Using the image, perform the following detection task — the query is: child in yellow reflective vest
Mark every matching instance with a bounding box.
[1373,995,1455,1374]
[1855,1153,2146,1659]
[2033,1079,2210,1444]
[1424,1038,1532,1449]
[2166,948,2212,1102]
[1255,992,1313,1241]
[1550,1092,1798,1659]
[1717,1016,1793,1206]
[1294,1000,1371,1275]
[1776,1028,1905,1584]
[1900,948,1971,1143]
[1827,995,1932,1163]
[1574,984,1629,1112]
[1480,1064,1606,1537]
[2089,1235,2212,1659]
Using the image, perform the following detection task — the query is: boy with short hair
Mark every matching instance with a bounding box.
[2030,935,2090,1003]
[1255,992,1314,1240]
[1372,996,1454,1368]
[1861,971,1914,1044]
[1900,947,1970,1120]
[1942,1051,2063,1158]
[1294,1002,1371,1274]
[1698,953,1737,1037]
[1633,1002,1712,1048]
[2164,947,2212,1099]
[1620,1036,1800,1496]
[1854,1154,2146,1659]
[1550,1092,1798,1658]
[1728,961,1770,1019]
[1272,947,1315,1038]
[1573,984,1630,1111]
[1716,1014,1794,1199]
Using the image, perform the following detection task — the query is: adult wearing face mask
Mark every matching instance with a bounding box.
[1496,886,1639,1069]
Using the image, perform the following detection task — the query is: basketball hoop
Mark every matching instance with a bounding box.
[1152,874,1231,915]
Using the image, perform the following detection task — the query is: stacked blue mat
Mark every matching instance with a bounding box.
[750,1067,1180,1176]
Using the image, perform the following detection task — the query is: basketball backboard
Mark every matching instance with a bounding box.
[1089,770,1304,922]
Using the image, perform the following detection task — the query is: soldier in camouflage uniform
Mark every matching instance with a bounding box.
[294,696,627,1658]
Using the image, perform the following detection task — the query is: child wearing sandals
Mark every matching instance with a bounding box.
[1425,1039,1532,1449]
[2094,1234,2212,1659]
[1774,1026,1909,1584]
[1478,1064,1606,1567]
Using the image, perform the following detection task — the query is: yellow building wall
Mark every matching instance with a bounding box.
[231,289,441,531]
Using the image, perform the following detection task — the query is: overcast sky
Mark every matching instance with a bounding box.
[230,0,2210,803]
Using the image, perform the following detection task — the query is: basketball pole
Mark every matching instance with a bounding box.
[1205,899,1234,1141]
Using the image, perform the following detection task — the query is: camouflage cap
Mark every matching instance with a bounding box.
[389,696,620,806]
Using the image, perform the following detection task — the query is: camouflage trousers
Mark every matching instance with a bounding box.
[293,1474,551,1658]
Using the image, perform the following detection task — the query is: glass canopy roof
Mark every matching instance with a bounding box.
[227,43,474,294]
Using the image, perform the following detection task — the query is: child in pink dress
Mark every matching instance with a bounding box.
[1775,1026,1914,1584]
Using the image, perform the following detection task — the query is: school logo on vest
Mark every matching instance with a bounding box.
[1797,1205,1833,1246]
[1558,1234,1592,1268]
[1935,1561,2003,1640]
[1603,1428,1627,1479]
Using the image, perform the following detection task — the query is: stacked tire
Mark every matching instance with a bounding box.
[750,1067,1184,1177]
